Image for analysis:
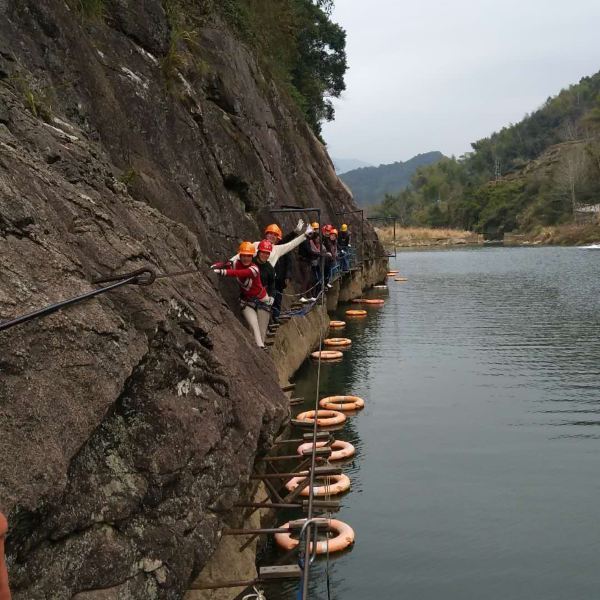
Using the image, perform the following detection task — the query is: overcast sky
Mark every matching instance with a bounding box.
[322,0,600,166]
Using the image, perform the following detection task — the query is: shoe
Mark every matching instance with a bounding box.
[326,283,333,289]
[309,297,317,302]
[300,297,310,303]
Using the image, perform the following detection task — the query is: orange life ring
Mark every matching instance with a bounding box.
[323,337,352,347]
[284,473,351,496]
[329,320,346,328]
[351,298,367,304]
[363,299,384,305]
[295,409,346,427]
[319,395,365,411]
[373,285,387,289]
[275,519,355,554]
[297,439,356,461]
[395,277,408,282]
[345,309,367,317]
[311,350,343,361]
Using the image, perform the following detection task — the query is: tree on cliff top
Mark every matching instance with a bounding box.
[291,0,347,134]
[221,0,347,136]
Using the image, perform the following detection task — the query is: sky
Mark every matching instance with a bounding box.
[322,0,600,166]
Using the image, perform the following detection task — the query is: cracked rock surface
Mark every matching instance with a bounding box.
[0,1,382,597]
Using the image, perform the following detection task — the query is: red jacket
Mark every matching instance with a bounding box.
[220,260,268,301]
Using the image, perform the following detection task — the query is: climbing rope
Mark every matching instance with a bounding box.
[0,268,156,333]
[242,586,266,600]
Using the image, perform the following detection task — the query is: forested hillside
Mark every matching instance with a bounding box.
[340,151,444,205]
[373,72,600,232]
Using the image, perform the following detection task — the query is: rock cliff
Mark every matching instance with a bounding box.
[0,1,381,597]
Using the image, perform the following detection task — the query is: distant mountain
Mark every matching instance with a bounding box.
[332,158,373,174]
[340,151,445,206]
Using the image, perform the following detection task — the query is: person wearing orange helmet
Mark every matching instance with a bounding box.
[229,219,314,318]
[212,241,273,348]
[230,219,313,268]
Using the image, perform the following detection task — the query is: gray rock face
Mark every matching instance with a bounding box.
[0,1,382,597]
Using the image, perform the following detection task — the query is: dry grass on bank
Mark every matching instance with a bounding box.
[520,223,600,246]
[375,225,478,247]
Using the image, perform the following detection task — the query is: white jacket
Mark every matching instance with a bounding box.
[230,233,307,267]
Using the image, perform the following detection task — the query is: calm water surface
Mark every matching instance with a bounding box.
[264,247,600,600]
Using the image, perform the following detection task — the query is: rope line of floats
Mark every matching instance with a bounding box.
[265,268,408,600]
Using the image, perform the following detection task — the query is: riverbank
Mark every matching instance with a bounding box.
[376,224,600,248]
[375,226,480,247]
[507,223,600,246]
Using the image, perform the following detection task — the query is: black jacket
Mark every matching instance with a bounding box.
[338,231,350,248]
[275,231,295,289]
[253,258,275,297]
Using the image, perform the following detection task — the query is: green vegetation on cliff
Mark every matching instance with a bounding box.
[216,0,347,135]
[373,72,600,232]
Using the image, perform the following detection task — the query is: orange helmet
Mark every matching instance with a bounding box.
[264,224,282,240]
[238,241,255,256]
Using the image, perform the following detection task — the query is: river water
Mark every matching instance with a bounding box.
[263,246,600,600]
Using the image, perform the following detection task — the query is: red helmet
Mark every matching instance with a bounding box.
[257,239,273,254]
[322,224,332,235]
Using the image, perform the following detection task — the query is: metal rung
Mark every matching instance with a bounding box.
[301,447,331,457]
[290,419,315,428]
[288,518,330,533]
[312,466,342,476]
[281,383,296,392]
[302,499,340,510]
[304,432,331,441]
[259,565,302,580]
[274,432,330,445]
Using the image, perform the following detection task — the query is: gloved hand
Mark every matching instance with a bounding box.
[304,223,314,236]
[295,218,305,233]
[212,268,227,276]
[261,295,275,306]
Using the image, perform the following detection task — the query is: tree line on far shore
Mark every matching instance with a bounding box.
[371,72,600,233]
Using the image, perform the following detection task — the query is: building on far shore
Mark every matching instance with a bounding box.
[574,203,600,224]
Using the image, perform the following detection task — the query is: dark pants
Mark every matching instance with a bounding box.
[272,286,284,319]
[340,249,350,271]
[311,264,323,296]
[298,261,313,297]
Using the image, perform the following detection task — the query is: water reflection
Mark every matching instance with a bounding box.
[263,247,600,600]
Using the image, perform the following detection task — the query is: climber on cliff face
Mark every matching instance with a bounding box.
[260,225,290,322]
[212,241,273,348]
[229,219,314,314]
[325,227,339,285]
[252,239,276,343]
[338,223,351,271]
[299,223,331,301]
